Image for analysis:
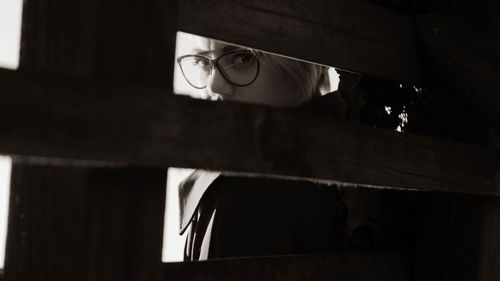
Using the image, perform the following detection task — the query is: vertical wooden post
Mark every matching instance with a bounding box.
[5,165,167,281]
[413,192,500,281]
[478,196,500,280]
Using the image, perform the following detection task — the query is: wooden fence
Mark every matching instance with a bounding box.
[1,0,499,281]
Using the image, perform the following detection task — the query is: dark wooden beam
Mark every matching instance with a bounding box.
[415,13,500,132]
[412,14,500,278]
[413,193,500,281]
[178,0,421,84]
[0,69,498,196]
[19,0,176,86]
[163,250,410,281]
[478,196,500,280]
[4,164,166,281]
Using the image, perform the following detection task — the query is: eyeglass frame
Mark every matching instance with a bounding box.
[176,50,260,89]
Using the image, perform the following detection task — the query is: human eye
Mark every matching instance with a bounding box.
[191,56,209,66]
[228,52,256,66]
[240,52,256,63]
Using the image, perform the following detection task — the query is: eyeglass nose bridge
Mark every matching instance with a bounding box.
[206,57,222,77]
[205,58,236,97]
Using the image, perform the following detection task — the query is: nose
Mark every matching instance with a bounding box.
[207,67,234,98]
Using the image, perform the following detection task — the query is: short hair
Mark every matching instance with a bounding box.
[254,51,330,106]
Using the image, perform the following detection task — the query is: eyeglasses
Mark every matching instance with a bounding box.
[176,50,260,89]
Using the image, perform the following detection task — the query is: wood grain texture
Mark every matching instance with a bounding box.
[412,193,449,281]
[413,193,500,281]
[0,69,498,196]
[19,0,176,86]
[440,195,483,281]
[178,0,420,83]
[440,0,500,50]
[3,0,177,281]
[415,13,500,132]
[3,164,167,281]
[478,196,500,281]
[163,250,410,281]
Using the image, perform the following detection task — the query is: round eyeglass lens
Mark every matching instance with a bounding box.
[218,52,259,86]
[178,56,211,89]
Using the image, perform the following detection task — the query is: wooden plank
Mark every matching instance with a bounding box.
[163,250,410,281]
[178,0,420,84]
[412,23,500,279]
[413,192,500,281]
[19,0,176,86]
[412,193,449,281]
[415,13,500,132]
[478,196,500,280]
[3,0,177,281]
[440,0,500,49]
[4,164,166,281]
[440,195,483,281]
[0,69,498,196]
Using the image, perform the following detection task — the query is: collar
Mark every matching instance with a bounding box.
[178,170,221,235]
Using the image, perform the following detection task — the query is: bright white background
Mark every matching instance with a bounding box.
[0,157,11,269]
[163,32,205,262]
[0,0,23,268]
[163,168,192,262]
[0,0,22,70]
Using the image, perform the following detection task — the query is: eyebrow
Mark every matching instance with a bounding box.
[192,45,246,56]
[191,48,209,56]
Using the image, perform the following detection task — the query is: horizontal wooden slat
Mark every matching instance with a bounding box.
[18,0,177,86]
[178,0,420,84]
[0,69,498,195]
[415,13,500,132]
[163,250,410,281]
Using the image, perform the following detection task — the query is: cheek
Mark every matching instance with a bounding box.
[248,65,301,107]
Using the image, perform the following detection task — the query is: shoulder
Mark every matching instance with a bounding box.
[298,91,347,120]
